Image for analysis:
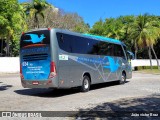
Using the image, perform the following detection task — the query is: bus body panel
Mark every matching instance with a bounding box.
[20,28,132,89]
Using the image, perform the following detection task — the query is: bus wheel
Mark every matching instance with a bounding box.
[119,72,126,84]
[81,76,90,92]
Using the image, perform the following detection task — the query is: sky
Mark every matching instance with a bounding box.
[19,0,160,27]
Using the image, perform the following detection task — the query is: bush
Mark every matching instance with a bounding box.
[135,66,158,70]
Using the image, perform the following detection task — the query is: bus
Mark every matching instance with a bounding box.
[20,28,134,92]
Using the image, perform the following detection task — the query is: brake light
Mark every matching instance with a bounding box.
[20,65,24,79]
[49,61,57,78]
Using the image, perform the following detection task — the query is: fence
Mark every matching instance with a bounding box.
[0,57,159,73]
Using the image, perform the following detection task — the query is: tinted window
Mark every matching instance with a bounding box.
[20,30,50,48]
[57,32,125,58]
[72,37,89,54]
[100,42,114,56]
[57,33,72,53]
[114,44,125,58]
[85,38,100,55]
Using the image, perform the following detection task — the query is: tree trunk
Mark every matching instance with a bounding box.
[1,39,3,56]
[134,40,138,59]
[151,45,160,70]
[6,39,10,56]
[148,46,152,70]
[135,50,137,59]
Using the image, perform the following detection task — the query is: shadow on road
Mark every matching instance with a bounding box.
[14,88,80,97]
[0,84,13,91]
[14,80,127,97]
[91,81,129,91]
[75,94,160,120]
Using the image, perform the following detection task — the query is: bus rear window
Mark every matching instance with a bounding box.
[20,30,50,48]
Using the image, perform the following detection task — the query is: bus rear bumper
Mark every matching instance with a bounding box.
[21,79,58,88]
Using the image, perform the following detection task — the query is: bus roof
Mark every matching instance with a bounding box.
[83,34,122,45]
[53,28,125,45]
[25,28,125,46]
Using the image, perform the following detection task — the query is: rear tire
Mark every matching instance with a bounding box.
[81,76,90,92]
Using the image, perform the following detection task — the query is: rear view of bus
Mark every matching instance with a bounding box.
[20,29,57,88]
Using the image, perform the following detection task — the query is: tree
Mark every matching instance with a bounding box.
[41,8,89,33]
[89,19,105,35]
[129,14,160,70]
[22,0,52,29]
[0,0,27,56]
[103,18,123,39]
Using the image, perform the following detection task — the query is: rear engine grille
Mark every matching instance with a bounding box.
[23,53,48,61]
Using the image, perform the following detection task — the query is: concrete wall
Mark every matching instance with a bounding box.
[131,59,160,67]
[0,57,159,73]
[0,57,20,73]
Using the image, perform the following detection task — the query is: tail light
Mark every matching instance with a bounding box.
[49,61,57,78]
[20,65,24,79]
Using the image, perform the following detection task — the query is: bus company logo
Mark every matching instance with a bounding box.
[23,34,45,43]
[103,56,120,72]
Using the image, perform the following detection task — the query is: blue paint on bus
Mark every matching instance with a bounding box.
[24,34,45,43]
[83,34,121,44]
[103,56,120,72]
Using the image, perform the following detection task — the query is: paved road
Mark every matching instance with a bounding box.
[0,72,160,119]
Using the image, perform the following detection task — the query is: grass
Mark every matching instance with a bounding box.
[138,69,160,74]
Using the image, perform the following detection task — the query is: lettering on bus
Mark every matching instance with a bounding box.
[21,47,49,54]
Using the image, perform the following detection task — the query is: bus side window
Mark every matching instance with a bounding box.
[71,36,88,54]
[60,34,64,42]
[114,44,125,59]
[88,39,99,55]
[105,43,114,56]
[57,33,72,53]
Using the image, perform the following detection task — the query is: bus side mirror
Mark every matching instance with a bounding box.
[127,51,134,60]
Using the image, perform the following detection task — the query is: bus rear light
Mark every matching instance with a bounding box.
[32,81,39,85]
[49,72,56,78]
[20,65,24,79]
[47,80,52,85]
[49,61,57,78]
[20,74,24,79]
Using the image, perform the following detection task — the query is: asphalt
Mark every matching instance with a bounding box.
[0,72,160,120]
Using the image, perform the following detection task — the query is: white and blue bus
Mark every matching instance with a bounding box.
[20,28,133,92]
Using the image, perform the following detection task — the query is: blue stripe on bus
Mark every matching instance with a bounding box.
[83,34,121,44]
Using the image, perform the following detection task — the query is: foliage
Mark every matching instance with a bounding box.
[0,0,89,56]
[90,19,105,35]
[90,14,160,69]
[89,16,135,50]
[90,15,160,58]
[22,0,52,28]
[136,66,158,70]
[33,7,89,33]
[129,14,160,69]
[0,0,27,56]
[1,0,160,59]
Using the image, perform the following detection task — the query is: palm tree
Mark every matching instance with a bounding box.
[104,18,123,40]
[22,0,51,28]
[129,14,160,70]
